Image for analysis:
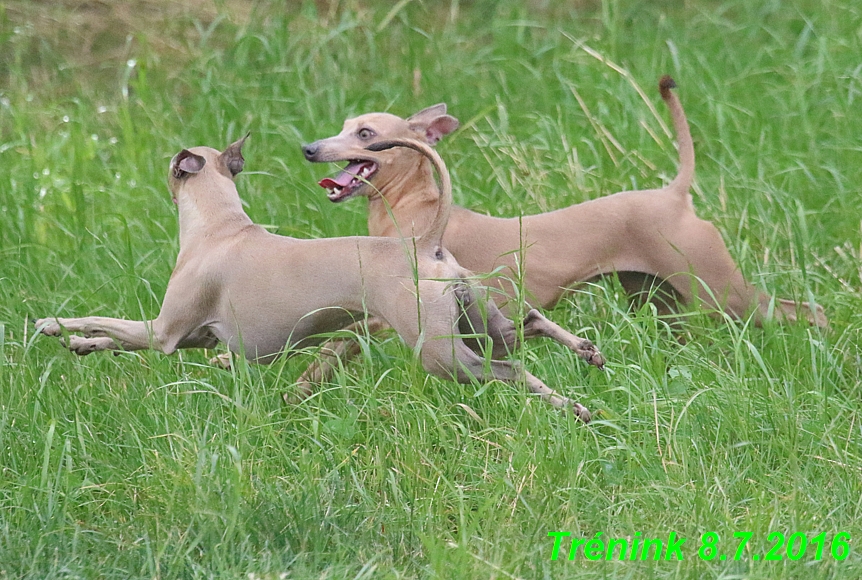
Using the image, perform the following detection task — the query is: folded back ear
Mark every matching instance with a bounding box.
[172,150,206,178]
[221,132,250,176]
[408,103,448,124]
[408,104,459,145]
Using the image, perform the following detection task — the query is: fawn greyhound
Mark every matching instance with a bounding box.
[302,76,827,327]
[35,135,604,421]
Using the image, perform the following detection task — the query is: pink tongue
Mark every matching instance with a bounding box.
[318,162,365,189]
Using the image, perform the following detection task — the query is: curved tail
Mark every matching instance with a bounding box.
[659,75,694,195]
[364,138,451,254]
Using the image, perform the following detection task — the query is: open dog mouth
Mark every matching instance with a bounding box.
[318,160,378,202]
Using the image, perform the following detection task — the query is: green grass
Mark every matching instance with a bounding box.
[2,0,862,577]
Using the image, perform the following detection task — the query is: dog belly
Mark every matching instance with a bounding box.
[214,308,360,364]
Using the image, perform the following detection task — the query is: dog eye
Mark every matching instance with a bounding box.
[358,128,375,140]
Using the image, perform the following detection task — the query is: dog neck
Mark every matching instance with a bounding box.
[367,155,440,238]
[176,172,253,247]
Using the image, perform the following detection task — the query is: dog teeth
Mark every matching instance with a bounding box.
[360,166,372,178]
[329,186,343,196]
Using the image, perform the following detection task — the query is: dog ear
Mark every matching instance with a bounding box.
[221,132,250,176]
[408,104,459,146]
[408,103,448,123]
[172,150,206,178]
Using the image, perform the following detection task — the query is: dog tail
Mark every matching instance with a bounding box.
[659,75,694,196]
[364,138,451,254]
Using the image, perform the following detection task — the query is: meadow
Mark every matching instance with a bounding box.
[1,0,862,577]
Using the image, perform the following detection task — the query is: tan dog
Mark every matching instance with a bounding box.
[35,136,604,421]
[302,77,827,327]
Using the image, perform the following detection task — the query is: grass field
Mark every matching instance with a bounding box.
[2,0,862,578]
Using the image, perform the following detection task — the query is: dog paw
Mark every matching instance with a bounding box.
[282,390,306,406]
[65,335,114,356]
[577,340,605,370]
[282,381,314,406]
[809,304,828,328]
[572,402,592,423]
[776,299,829,328]
[210,352,233,370]
[34,318,62,336]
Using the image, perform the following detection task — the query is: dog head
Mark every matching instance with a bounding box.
[301,104,458,203]
[168,134,248,203]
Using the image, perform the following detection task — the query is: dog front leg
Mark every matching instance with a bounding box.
[454,282,605,369]
[454,281,520,359]
[521,309,605,369]
[521,368,592,422]
[36,316,156,353]
[422,334,591,421]
[444,345,591,422]
[35,316,213,355]
[56,326,219,356]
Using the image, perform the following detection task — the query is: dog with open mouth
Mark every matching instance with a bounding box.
[303,109,460,236]
[318,158,378,202]
[302,77,826,327]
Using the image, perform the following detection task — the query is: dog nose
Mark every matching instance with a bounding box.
[301,142,319,160]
